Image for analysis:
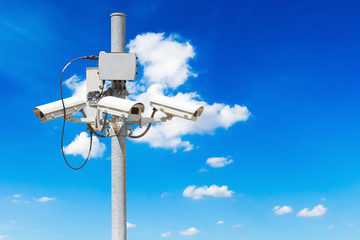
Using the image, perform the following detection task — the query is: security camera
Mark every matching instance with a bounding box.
[97,96,145,119]
[150,96,204,121]
[34,97,87,122]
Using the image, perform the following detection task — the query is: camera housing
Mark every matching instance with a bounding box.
[97,96,144,119]
[33,97,87,122]
[150,96,204,121]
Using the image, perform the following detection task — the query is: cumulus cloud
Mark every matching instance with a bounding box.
[62,33,250,152]
[128,33,196,89]
[161,231,171,237]
[216,220,224,225]
[63,75,107,159]
[131,91,250,152]
[206,157,234,168]
[296,204,327,217]
[36,197,56,202]
[63,74,86,98]
[63,132,106,159]
[127,33,250,151]
[183,185,234,200]
[180,227,199,236]
[127,222,136,228]
[232,224,244,228]
[272,205,293,215]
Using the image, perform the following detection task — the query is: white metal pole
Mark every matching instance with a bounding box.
[110,12,127,240]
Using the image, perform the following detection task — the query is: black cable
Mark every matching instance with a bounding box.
[60,55,99,170]
[129,108,157,139]
[88,125,108,138]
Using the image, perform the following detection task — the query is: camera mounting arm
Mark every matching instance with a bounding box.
[125,116,170,126]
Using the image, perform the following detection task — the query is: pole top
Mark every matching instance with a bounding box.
[110,12,126,17]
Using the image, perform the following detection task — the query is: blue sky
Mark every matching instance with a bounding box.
[1,0,360,239]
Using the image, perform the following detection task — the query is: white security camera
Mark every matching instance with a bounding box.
[150,96,204,121]
[97,96,145,119]
[34,97,87,122]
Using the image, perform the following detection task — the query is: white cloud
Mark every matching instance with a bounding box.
[36,197,56,202]
[131,93,250,152]
[127,222,136,228]
[183,185,234,200]
[349,223,355,227]
[0,236,8,239]
[216,220,224,225]
[161,231,171,237]
[13,194,21,198]
[11,199,29,204]
[161,192,168,198]
[328,225,335,230]
[63,75,107,159]
[128,33,196,90]
[127,33,250,152]
[206,157,234,168]
[232,224,244,228]
[63,132,106,159]
[320,198,326,201]
[62,33,250,152]
[199,168,209,173]
[63,74,86,99]
[180,227,199,236]
[296,204,327,217]
[272,205,293,215]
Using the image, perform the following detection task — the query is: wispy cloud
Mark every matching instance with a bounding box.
[232,224,244,228]
[36,197,56,202]
[180,227,199,236]
[11,194,30,204]
[206,157,234,168]
[183,185,234,200]
[272,205,293,215]
[0,236,8,239]
[297,204,327,217]
[127,222,136,228]
[161,231,171,237]
[328,225,335,230]
[11,199,30,204]
[0,224,10,231]
[216,220,224,224]
[63,132,106,159]
[161,192,168,198]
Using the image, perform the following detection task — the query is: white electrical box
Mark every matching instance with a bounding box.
[98,51,137,80]
[86,67,103,130]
